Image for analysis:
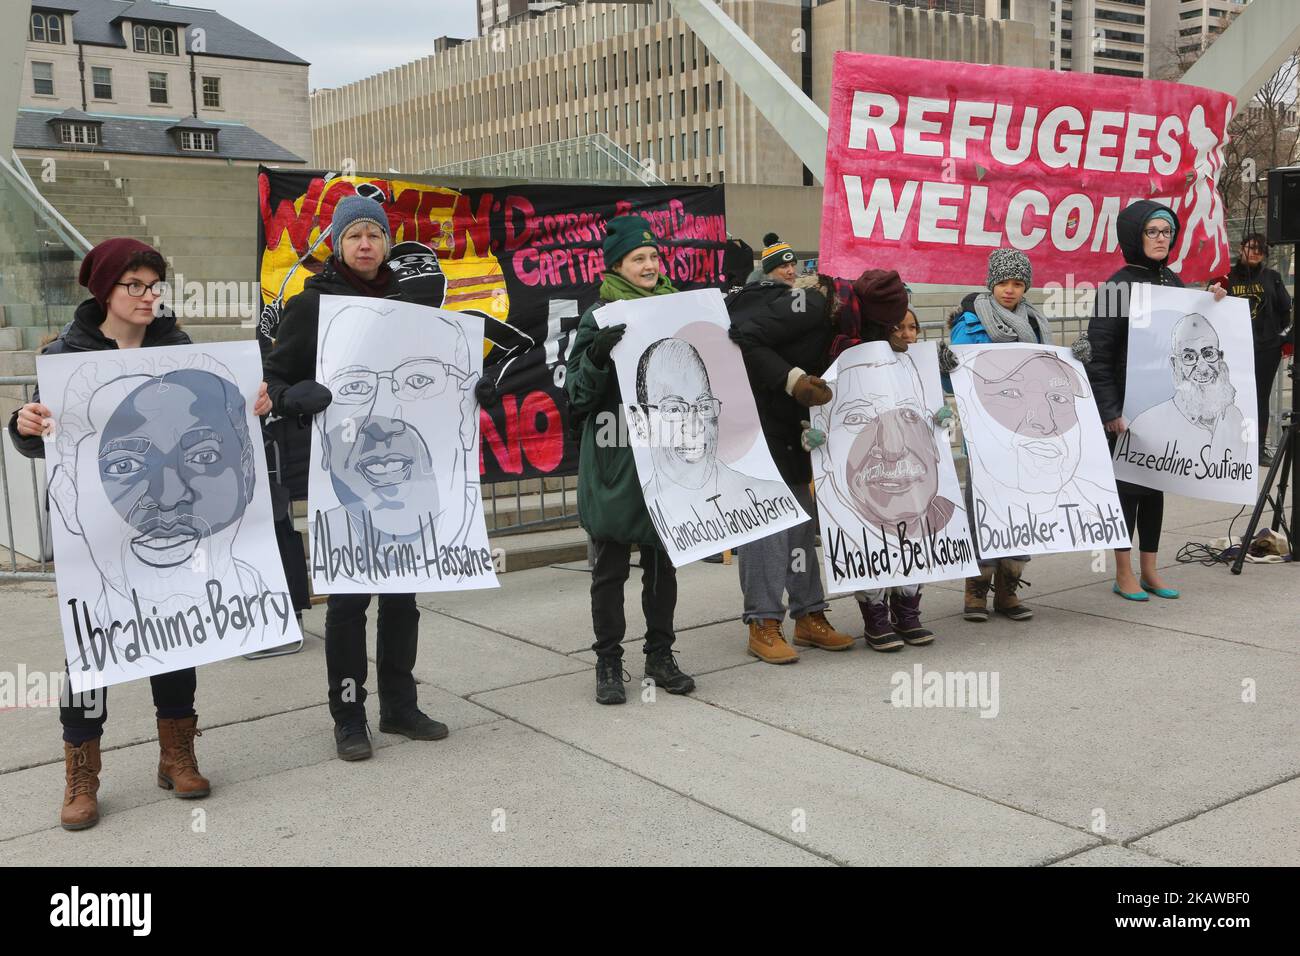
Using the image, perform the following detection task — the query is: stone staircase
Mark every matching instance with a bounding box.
[18,156,259,346]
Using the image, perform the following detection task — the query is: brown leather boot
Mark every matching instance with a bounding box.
[61,739,101,831]
[747,619,799,664]
[994,559,1033,621]
[963,566,995,622]
[792,610,855,651]
[157,715,211,798]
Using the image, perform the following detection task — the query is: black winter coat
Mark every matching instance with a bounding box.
[727,280,834,486]
[1085,200,1186,425]
[1218,260,1292,349]
[6,298,191,459]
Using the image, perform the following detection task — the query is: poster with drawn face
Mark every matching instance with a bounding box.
[37,342,302,693]
[308,296,498,593]
[1115,286,1257,504]
[594,288,809,567]
[810,341,979,593]
[950,343,1130,558]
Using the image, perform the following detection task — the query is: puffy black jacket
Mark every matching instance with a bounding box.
[1216,260,1292,349]
[6,298,190,459]
[1085,200,1185,424]
[727,280,834,485]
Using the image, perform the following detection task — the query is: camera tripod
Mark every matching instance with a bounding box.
[1231,373,1296,574]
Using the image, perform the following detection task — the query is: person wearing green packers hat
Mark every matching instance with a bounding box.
[566,214,696,706]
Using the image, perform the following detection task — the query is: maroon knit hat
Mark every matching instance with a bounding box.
[852,269,908,330]
[78,238,165,309]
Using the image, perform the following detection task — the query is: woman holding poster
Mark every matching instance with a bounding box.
[263,194,450,761]
[1086,201,1225,602]
[7,238,271,830]
[566,216,696,705]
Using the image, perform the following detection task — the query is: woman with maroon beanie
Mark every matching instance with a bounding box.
[9,237,271,831]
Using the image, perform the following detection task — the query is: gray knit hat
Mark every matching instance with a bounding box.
[330,194,390,258]
[986,247,1032,291]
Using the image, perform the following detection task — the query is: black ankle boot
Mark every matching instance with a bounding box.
[644,650,695,695]
[595,658,627,705]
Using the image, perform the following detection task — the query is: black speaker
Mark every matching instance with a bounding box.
[1267,166,1300,244]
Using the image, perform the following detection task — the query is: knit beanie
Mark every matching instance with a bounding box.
[761,233,796,273]
[1145,208,1178,235]
[852,269,909,330]
[330,194,391,258]
[78,237,165,309]
[986,247,1033,291]
[603,215,659,267]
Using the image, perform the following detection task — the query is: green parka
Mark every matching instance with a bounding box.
[566,271,677,545]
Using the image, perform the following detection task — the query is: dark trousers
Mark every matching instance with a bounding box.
[1255,346,1282,449]
[325,593,419,723]
[61,667,196,744]
[1118,487,1164,553]
[590,540,677,660]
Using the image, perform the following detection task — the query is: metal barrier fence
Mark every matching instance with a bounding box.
[2,330,1293,580]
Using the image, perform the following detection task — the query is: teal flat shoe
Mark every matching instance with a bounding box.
[1113,583,1149,602]
[1140,580,1180,599]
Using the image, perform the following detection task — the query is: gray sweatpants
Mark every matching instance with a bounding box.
[737,482,829,623]
[857,584,921,603]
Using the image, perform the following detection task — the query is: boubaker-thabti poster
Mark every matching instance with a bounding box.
[950,343,1130,558]
[594,288,808,567]
[307,296,499,593]
[38,342,302,693]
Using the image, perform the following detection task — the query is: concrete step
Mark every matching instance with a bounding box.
[165,255,258,280]
[145,214,254,237]
[52,213,142,227]
[40,199,135,216]
[0,351,36,377]
[0,328,23,351]
[80,226,156,242]
[0,303,78,329]
[37,182,129,199]
[129,183,256,202]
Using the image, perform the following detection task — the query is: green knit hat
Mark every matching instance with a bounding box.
[603,215,659,268]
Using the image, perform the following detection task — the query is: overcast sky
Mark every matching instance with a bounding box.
[195,0,479,89]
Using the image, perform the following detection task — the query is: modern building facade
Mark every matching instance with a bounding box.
[311,0,1046,186]
[17,0,311,165]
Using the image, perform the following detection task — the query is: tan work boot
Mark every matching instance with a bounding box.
[157,715,211,798]
[792,610,855,651]
[61,738,102,831]
[963,566,995,622]
[994,559,1033,621]
[747,619,799,664]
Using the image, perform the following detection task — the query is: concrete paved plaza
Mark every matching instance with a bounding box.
[1,494,1295,866]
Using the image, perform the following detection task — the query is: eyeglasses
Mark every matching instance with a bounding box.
[115,281,165,297]
[328,359,466,404]
[1180,346,1221,366]
[1143,228,1174,239]
[644,397,722,422]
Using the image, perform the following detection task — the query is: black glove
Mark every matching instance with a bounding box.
[280,381,332,416]
[938,340,959,374]
[586,324,626,370]
[474,376,500,408]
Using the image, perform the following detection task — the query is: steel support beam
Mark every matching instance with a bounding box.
[668,0,828,180]
[1181,0,1300,106]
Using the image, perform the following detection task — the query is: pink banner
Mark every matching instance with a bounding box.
[820,53,1235,286]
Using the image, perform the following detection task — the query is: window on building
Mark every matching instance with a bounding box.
[30,12,64,43]
[667,37,673,76]
[680,90,686,114]
[202,76,221,108]
[59,123,99,145]
[149,71,168,104]
[656,40,661,78]
[718,126,724,156]
[179,130,216,151]
[704,127,711,156]
[135,24,179,55]
[669,135,675,161]
[704,82,710,112]
[32,61,53,96]
[92,66,113,99]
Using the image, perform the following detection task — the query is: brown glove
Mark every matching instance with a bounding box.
[791,373,832,407]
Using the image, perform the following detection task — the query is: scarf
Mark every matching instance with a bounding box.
[334,258,395,297]
[598,270,676,302]
[973,292,1052,344]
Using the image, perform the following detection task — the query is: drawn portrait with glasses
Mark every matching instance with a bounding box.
[314,302,481,545]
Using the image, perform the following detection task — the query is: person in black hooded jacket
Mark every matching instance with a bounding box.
[8,237,271,831]
[1086,200,1226,602]
[261,192,450,762]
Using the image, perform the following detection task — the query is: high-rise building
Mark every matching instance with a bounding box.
[311,0,1045,185]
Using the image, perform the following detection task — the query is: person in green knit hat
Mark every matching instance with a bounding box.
[567,215,696,705]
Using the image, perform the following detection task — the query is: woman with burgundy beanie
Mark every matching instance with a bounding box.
[8,237,271,831]
[829,269,948,650]
[262,192,448,761]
